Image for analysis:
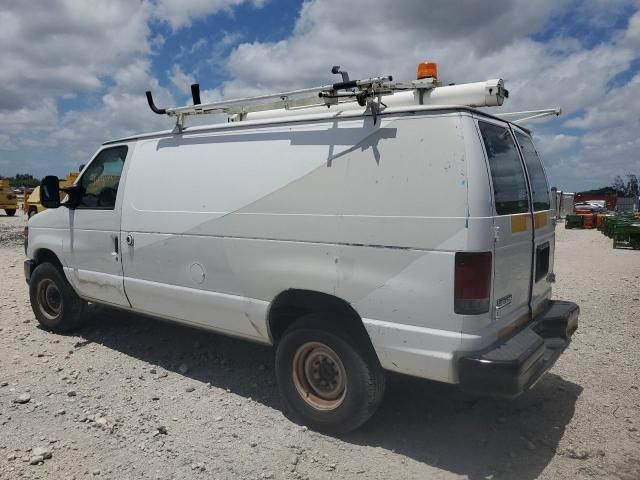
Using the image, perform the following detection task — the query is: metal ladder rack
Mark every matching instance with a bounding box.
[146,68,439,131]
[145,65,557,130]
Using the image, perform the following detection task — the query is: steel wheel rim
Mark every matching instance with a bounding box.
[292,342,347,411]
[37,278,62,320]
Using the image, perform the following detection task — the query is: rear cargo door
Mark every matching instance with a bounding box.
[477,120,533,334]
[512,128,554,317]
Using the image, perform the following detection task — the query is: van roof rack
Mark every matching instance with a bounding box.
[145,64,521,131]
[494,108,562,123]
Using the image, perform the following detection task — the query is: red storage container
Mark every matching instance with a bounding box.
[578,212,595,229]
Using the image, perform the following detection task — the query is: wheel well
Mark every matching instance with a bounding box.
[34,249,63,272]
[268,289,374,348]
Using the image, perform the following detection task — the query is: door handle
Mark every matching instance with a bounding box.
[126,234,134,247]
[111,235,119,262]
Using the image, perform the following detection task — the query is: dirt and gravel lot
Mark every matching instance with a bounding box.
[0,210,639,480]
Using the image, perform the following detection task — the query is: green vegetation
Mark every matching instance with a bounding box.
[577,173,638,196]
[0,173,40,188]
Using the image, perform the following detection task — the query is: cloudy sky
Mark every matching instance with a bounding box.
[1,0,639,191]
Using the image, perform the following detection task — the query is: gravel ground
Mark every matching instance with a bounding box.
[1,211,639,480]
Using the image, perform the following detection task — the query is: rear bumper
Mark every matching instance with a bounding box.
[458,300,579,398]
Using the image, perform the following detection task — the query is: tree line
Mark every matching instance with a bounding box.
[572,173,638,196]
[0,173,41,188]
[611,174,638,197]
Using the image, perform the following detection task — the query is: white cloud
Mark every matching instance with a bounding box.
[211,0,639,190]
[152,0,265,30]
[534,133,580,157]
[0,0,152,110]
[0,0,638,190]
[169,64,196,95]
[564,76,640,129]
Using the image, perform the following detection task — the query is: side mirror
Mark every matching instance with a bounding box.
[40,176,60,209]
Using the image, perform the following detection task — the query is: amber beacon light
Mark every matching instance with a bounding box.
[417,61,438,79]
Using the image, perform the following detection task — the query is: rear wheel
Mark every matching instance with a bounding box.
[29,262,86,332]
[4,208,16,216]
[275,314,385,434]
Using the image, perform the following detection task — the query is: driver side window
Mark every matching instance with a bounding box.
[78,146,128,209]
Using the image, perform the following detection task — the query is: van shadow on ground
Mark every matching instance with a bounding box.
[68,306,581,480]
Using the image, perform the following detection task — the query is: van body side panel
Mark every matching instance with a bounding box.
[121,113,473,381]
[26,210,68,265]
[121,118,395,339]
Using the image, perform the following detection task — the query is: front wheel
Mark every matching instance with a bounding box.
[4,208,16,216]
[275,314,385,434]
[29,262,86,332]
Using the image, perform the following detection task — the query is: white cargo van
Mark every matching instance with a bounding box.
[25,64,578,433]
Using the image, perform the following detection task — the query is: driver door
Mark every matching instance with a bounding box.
[63,145,131,308]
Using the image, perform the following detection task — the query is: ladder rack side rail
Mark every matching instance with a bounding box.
[165,75,395,117]
[511,112,561,124]
[165,84,334,116]
[495,108,561,120]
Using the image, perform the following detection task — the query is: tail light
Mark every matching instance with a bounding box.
[23,225,28,255]
[454,252,492,314]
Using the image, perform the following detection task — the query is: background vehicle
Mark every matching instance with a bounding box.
[0,180,18,216]
[24,64,578,433]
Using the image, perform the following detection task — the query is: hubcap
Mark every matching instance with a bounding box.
[292,342,347,411]
[37,278,62,320]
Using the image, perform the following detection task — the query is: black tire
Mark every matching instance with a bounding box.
[4,208,16,216]
[28,208,37,218]
[29,262,86,332]
[275,313,386,434]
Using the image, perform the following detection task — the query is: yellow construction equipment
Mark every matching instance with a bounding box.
[0,180,18,216]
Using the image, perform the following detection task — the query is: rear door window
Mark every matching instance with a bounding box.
[515,132,550,210]
[478,121,530,215]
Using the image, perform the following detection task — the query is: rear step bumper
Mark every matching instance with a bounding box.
[458,300,579,398]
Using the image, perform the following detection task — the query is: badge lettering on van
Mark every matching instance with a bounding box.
[496,294,513,309]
